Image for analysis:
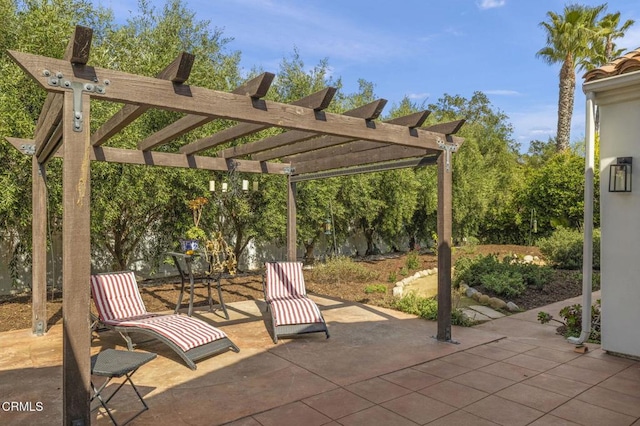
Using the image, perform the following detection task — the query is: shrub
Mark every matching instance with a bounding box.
[309,256,379,284]
[538,300,601,342]
[364,284,387,294]
[454,253,553,296]
[393,292,472,326]
[405,250,420,270]
[453,254,501,288]
[480,270,526,297]
[394,292,438,319]
[538,227,601,270]
[387,271,397,283]
[512,262,554,290]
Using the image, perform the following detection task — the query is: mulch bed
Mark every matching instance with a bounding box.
[0,245,591,332]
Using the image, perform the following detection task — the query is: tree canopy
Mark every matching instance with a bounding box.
[0,0,616,281]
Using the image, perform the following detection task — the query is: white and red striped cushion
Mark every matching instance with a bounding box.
[91,272,147,322]
[265,262,324,326]
[91,271,228,351]
[270,298,324,327]
[114,314,228,352]
[265,262,306,301]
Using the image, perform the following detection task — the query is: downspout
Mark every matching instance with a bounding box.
[568,91,596,345]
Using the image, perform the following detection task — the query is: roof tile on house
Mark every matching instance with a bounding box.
[584,48,640,82]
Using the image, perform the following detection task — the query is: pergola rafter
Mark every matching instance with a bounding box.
[216,98,389,159]
[4,26,465,424]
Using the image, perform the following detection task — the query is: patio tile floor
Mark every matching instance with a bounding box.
[1,291,639,425]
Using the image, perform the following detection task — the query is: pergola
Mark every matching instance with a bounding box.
[5,26,464,424]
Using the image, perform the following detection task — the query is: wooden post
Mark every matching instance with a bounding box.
[437,151,453,341]
[286,176,297,261]
[62,90,91,424]
[31,158,48,335]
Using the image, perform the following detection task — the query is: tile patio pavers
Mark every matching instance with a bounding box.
[463,394,545,426]
[1,294,640,426]
[381,392,457,424]
[302,388,374,420]
[495,382,570,412]
[418,380,489,408]
[550,399,637,426]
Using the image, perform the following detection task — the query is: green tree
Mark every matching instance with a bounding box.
[85,0,242,269]
[537,3,607,151]
[0,0,108,281]
[520,150,599,237]
[427,92,521,244]
[592,11,635,66]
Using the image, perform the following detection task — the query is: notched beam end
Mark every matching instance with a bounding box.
[344,99,388,120]
[424,119,466,135]
[157,52,195,83]
[233,72,275,98]
[387,110,431,128]
[65,25,93,64]
[293,87,337,111]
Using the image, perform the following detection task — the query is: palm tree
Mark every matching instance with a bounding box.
[537,4,606,152]
[595,12,635,64]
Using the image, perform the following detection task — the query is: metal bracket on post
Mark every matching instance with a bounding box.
[437,138,458,172]
[44,70,108,132]
[20,144,36,156]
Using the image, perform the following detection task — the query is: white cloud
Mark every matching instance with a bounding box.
[477,0,506,10]
[408,92,430,100]
[484,89,521,96]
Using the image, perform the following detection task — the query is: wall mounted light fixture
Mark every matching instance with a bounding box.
[609,157,632,193]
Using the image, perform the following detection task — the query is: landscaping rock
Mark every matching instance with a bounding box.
[506,301,520,312]
[465,287,478,298]
[472,291,483,302]
[488,297,507,310]
[523,255,534,263]
[392,286,403,297]
[478,294,490,304]
[459,283,469,292]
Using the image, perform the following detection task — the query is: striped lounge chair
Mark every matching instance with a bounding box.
[262,262,329,343]
[90,271,239,370]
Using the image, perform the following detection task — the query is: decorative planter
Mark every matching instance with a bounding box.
[179,239,199,253]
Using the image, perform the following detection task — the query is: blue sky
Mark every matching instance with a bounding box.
[106,0,640,152]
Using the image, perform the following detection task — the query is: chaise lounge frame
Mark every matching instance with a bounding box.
[91,271,239,370]
[262,261,329,343]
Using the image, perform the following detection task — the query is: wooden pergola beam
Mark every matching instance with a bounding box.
[92,52,195,146]
[137,72,275,151]
[437,152,453,341]
[284,140,388,162]
[290,156,438,182]
[178,87,337,155]
[6,137,290,174]
[33,26,93,163]
[252,110,432,162]
[217,99,388,159]
[423,119,466,135]
[285,119,466,163]
[9,51,452,152]
[292,144,432,175]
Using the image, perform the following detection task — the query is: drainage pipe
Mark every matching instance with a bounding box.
[568,92,596,346]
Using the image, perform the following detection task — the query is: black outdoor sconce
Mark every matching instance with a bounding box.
[609,157,632,192]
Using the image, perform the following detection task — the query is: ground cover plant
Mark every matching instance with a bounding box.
[453,253,554,298]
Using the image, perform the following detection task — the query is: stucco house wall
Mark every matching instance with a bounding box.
[585,68,640,358]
